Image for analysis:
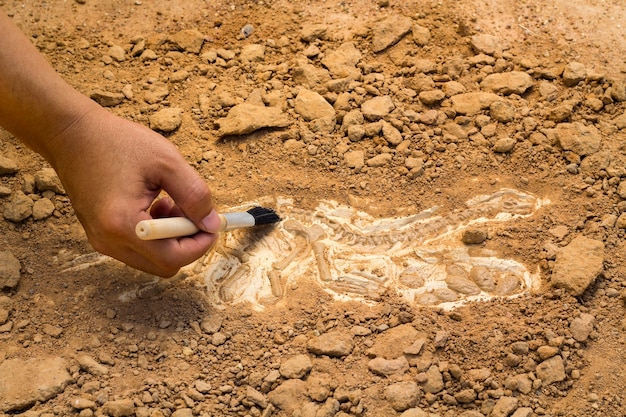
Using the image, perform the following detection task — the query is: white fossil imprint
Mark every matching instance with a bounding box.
[186,188,549,310]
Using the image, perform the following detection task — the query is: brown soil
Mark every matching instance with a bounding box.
[1,0,626,416]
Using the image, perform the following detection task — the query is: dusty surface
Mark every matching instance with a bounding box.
[1,0,626,416]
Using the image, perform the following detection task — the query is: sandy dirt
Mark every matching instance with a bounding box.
[1,0,626,416]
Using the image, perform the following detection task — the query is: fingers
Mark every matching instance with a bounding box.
[160,161,217,233]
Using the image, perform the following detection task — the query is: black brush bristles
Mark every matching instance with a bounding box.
[247,206,281,226]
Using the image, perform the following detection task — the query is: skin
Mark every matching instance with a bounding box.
[0,13,222,277]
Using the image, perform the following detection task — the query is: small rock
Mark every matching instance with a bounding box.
[144,85,169,104]
[77,355,109,376]
[493,137,516,153]
[367,324,421,359]
[149,107,183,132]
[0,357,72,412]
[102,399,135,417]
[294,89,336,121]
[368,356,409,377]
[71,397,97,410]
[401,407,429,417]
[570,313,595,342]
[420,365,444,394]
[240,44,265,63]
[450,92,500,115]
[32,198,55,220]
[562,62,587,86]
[268,379,307,414]
[371,15,413,53]
[245,386,268,409]
[344,150,365,171]
[480,71,534,95]
[108,45,126,62]
[42,324,63,338]
[216,103,291,136]
[536,355,566,386]
[361,95,395,121]
[35,168,65,194]
[367,153,392,167]
[170,29,205,54]
[3,191,33,222]
[462,229,488,244]
[0,251,21,290]
[384,381,421,412]
[279,354,313,379]
[491,396,518,417]
[307,332,354,357]
[470,34,503,55]
[551,235,604,296]
[0,156,19,175]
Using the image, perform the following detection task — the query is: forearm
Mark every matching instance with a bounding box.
[0,12,101,166]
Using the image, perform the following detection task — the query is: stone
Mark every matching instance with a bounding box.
[344,150,365,171]
[268,379,307,414]
[279,354,313,379]
[368,356,409,377]
[367,324,421,359]
[401,407,429,417]
[240,44,265,62]
[102,399,135,417]
[367,153,392,167]
[384,381,421,412]
[32,198,55,220]
[294,89,336,121]
[470,34,503,55]
[217,103,291,136]
[149,107,183,132]
[246,386,268,409]
[551,122,601,157]
[361,96,395,121]
[301,24,328,42]
[450,92,501,115]
[321,42,362,78]
[35,168,65,194]
[490,100,516,122]
[170,29,205,54]
[381,121,403,146]
[90,90,124,107]
[412,25,431,46]
[421,365,444,394]
[493,137,516,153]
[3,191,33,222]
[536,355,566,386]
[551,235,604,296]
[562,62,587,86]
[0,356,72,412]
[491,396,518,417]
[480,71,534,95]
[0,156,19,175]
[77,355,109,376]
[108,45,126,62]
[418,89,445,105]
[371,15,413,53]
[144,85,170,104]
[0,252,20,289]
[570,313,595,342]
[307,331,354,357]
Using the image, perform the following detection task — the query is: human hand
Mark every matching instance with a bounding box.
[49,107,222,277]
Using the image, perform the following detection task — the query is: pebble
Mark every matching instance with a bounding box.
[35,168,65,194]
[384,381,421,412]
[3,191,33,222]
[0,357,72,412]
[551,235,605,296]
[361,95,395,121]
[149,107,183,132]
[371,15,413,53]
[216,103,291,136]
[0,156,19,175]
[536,355,566,386]
[368,356,409,377]
[0,251,21,289]
[307,332,354,357]
[279,354,313,379]
[570,313,595,342]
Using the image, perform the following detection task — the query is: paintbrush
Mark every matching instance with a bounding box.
[135,207,281,240]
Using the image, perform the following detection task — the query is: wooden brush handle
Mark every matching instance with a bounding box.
[135,212,255,240]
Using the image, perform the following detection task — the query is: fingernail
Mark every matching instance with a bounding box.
[201,209,221,233]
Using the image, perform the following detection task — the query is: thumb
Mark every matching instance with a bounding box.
[160,160,221,233]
